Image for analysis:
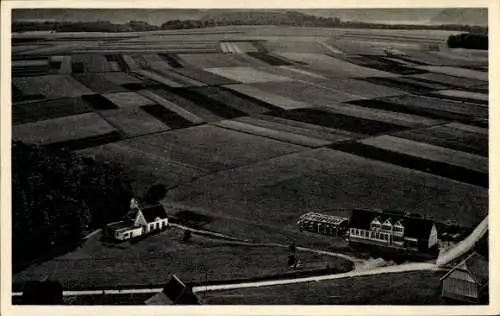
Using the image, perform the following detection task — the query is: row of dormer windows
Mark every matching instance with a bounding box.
[370,217,405,233]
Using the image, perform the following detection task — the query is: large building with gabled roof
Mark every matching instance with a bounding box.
[347,209,439,257]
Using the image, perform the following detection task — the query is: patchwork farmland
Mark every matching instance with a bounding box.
[11,25,488,302]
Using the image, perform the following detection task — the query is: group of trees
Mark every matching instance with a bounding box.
[12,142,133,271]
[447,32,488,50]
[12,11,487,34]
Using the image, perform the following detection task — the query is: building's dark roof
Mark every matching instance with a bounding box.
[349,209,435,240]
[144,275,199,305]
[140,204,168,223]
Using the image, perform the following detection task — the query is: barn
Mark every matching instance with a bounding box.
[441,252,489,304]
[297,212,349,237]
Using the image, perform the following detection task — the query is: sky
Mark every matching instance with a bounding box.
[12,8,488,26]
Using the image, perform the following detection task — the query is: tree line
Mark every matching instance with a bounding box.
[12,142,133,272]
[447,33,488,50]
[12,11,487,34]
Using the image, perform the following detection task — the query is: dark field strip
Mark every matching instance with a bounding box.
[121,82,148,91]
[190,86,275,115]
[73,74,128,94]
[218,87,288,113]
[388,56,429,66]
[267,108,405,135]
[346,55,427,75]
[72,62,85,74]
[81,94,119,110]
[105,54,130,72]
[362,77,438,94]
[174,68,239,85]
[330,142,488,187]
[247,52,294,66]
[347,98,483,126]
[158,53,183,68]
[140,104,193,129]
[12,84,44,103]
[45,131,123,151]
[410,73,486,90]
[426,92,488,106]
[165,87,247,119]
[12,66,49,77]
[394,129,488,157]
[12,97,93,125]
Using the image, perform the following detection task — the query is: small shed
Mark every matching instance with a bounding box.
[441,252,489,303]
[297,212,349,237]
[144,275,199,305]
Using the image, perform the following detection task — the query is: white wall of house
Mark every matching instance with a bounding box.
[145,218,168,234]
[428,224,438,248]
[115,227,143,241]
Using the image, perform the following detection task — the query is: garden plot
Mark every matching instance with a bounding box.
[275,52,397,78]
[415,66,488,81]
[343,55,425,75]
[141,54,173,71]
[71,54,112,73]
[153,68,206,87]
[361,77,447,94]
[57,56,72,74]
[322,103,440,128]
[359,135,488,174]
[408,72,487,90]
[99,108,169,137]
[12,97,93,125]
[13,75,94,99]
[250,114,360,141]
[100,72,143,85]
[122,55,141,71]
[139,90,205,124]
[213,119,332,148]
[133,125,306,173]
[190,86,276,115]
[203,67,293,84]
[433,90,489,103]
[140,104,194,130]
[150,89,223,122]
[325,39,387,56]
[272,108,405,135]
[405,49,487,66]
[174,68,239,85]
[246,52,295,66]
[446,122,488,136]
[12,112,117,146]
[72,73,129,94]
[394,124,488,157]
[262,39,327,54]
[168,147,487,229]
[102,91,156,108]
[232,116,352,144]
[164,87,247,119]
[134,70,184,88]
[225,84,310,110]
[248,80,403,106]
[349,95,488,123]
[176,54,251,68]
